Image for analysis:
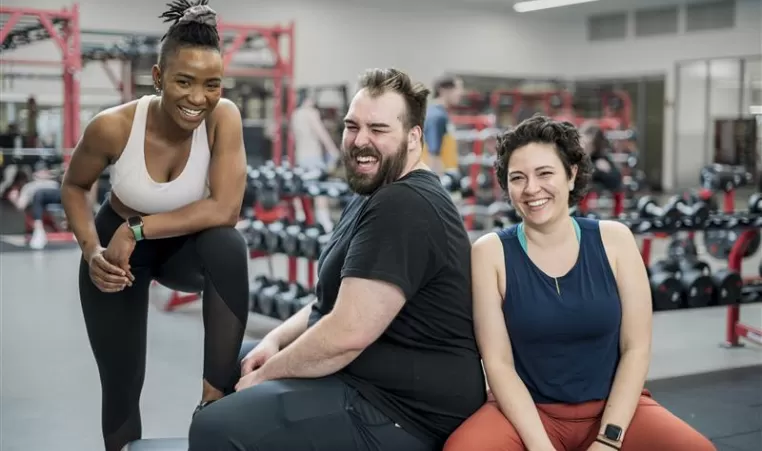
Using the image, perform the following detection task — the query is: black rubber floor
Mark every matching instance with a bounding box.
[645,365,762,451]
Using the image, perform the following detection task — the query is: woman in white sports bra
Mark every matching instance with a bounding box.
[60,2,248,450]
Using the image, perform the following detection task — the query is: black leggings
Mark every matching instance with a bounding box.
[79,200,249,451]
[187,341,435,451]
[30,187,62,220]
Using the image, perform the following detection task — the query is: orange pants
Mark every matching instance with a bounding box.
[444,390,715,451]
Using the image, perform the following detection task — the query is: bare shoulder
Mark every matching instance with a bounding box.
[210,98,242,124]
[472,231,504,265]
[598,219,640,263]
[82,101,136,158]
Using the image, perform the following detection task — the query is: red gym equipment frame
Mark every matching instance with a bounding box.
[0,4,82,157]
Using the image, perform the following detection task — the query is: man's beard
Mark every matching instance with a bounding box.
[342,140,408,195]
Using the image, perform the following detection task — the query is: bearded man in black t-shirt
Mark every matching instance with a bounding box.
[189,68,486,451]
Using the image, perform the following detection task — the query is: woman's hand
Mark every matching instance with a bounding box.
[102,223,137,282]
[87,246,132,292]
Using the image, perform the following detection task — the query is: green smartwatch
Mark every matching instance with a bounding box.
[127,216,145,241]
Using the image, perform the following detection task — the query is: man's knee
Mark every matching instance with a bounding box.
[188,406,237,451]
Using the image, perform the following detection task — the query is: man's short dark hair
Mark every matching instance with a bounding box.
[494,115,594,206]
[432,75,460,98]
[358,68,430,135]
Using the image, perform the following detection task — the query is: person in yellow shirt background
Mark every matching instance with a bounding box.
[423,75,463,174]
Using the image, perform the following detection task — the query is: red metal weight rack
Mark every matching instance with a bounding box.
[0,4,82,158]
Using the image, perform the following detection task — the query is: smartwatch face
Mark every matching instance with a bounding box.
[604,424,622,441]
[128,216,142,228]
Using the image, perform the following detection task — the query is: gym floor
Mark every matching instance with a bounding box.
[1,215,761,451]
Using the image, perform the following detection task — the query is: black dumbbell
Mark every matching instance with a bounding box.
[274,283,310,320]
[675,257,712,277]
[748,193,762,214]
[249,275,272,313]
[293,292,316,311]
[440,170,462,193]
[711,269,743,306]
[264,220,289,254]
[281,222,305,257]
[648,267,683,312]
[293,167,327,194]
[664,195,709,228]
[247,220,268,251]
[637,197,681,228]
[298,224,326,260]
[651,259,714,309]
[255,280,288,318]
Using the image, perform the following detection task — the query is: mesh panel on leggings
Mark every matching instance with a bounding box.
[195,227,250,393]
[202,280,247,393]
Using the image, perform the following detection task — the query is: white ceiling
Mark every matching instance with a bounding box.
[455,0,720,18]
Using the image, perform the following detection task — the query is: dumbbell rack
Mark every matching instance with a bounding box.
[720,191,762,348]
[639,189,762,348]
[452,116,502,232]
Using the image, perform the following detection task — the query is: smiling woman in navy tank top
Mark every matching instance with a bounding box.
[444,116,715,451]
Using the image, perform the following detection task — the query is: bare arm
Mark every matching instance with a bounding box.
[140,100,246,239]
[264,300,315,349]
[257,277,405,380]
[597,221,652,442]
[61,113,123,259]
[473,234,556,451]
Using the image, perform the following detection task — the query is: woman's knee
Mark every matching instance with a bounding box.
[195,226,247,259]
[443,402,521,451]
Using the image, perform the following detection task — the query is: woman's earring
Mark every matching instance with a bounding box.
[569,182,574,191]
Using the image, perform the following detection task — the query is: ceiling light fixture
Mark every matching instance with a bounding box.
[513,0,601,13]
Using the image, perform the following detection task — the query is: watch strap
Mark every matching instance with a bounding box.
[127,216,144,241]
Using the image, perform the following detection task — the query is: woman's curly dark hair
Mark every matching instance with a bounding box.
[494,114,593,206]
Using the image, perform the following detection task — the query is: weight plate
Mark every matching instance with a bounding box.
[704,230,760,260]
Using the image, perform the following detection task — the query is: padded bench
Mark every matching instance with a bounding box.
[121,438,188,450]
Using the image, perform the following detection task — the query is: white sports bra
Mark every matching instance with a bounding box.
[110,95,211,215]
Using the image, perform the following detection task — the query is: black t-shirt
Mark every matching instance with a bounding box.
[309,169,486,446]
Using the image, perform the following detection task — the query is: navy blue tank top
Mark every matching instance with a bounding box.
[496,217,621,404]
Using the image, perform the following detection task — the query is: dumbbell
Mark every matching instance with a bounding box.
[637,197,681,228]
[274,283,311,320]
[711,269,743,306]
[298,224,326,260]
[439,170,462,193]
[648,267,683,312]
[281,222,306,257]
[254,170,281,209]
[748,193,762,214]
[255,280,288,318]
[650,259,714,309]
[459,173,491,198]
[247,220,268,251]
[264,220,290,254]
[292,167,328,194]
[664,195,709,228]
[249,275,272,313]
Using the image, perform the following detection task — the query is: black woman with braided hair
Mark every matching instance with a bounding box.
[60,1,249,450]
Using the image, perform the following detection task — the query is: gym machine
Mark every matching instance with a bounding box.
[489,89,575,129]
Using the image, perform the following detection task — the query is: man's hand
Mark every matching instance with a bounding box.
[240,338,280,376]
[103,223,137,280]
[235,369,267,392]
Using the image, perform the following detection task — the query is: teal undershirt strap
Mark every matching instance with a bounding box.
[517,217,581,254]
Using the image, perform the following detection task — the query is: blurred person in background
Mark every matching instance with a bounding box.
[423,75,463,175]
[291,88,341,232]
